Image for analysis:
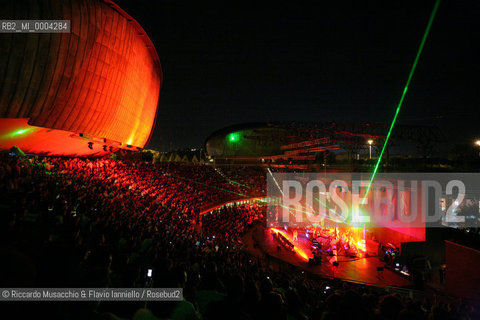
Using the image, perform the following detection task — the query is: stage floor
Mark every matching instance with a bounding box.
[244,226,413,288]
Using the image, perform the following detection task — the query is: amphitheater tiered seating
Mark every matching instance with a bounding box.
[0,155,477,319]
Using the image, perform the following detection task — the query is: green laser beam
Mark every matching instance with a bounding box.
[217,169,251,188]
[363,0,441,203]
[227,178,250,188]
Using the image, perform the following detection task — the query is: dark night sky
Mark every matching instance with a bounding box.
[114,0,479,151]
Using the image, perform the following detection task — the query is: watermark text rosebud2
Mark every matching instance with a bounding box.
[267,173,480,229]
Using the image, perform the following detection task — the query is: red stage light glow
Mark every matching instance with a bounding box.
[270,228,310,261]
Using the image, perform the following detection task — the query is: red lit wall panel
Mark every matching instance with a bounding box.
[445,241,480,301]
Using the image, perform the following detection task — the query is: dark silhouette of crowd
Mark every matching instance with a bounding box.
[0,154,477,320]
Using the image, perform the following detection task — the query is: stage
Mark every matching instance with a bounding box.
[244,225,413,288]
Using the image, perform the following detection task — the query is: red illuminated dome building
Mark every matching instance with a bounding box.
[0,0,162,156]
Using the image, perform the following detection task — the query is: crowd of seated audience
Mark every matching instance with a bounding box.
[156,163,264,209]
[0,154,477,320]
[214,166,266,198]
[202,203,266,242]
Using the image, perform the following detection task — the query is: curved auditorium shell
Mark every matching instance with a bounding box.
[0,0,162,156]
